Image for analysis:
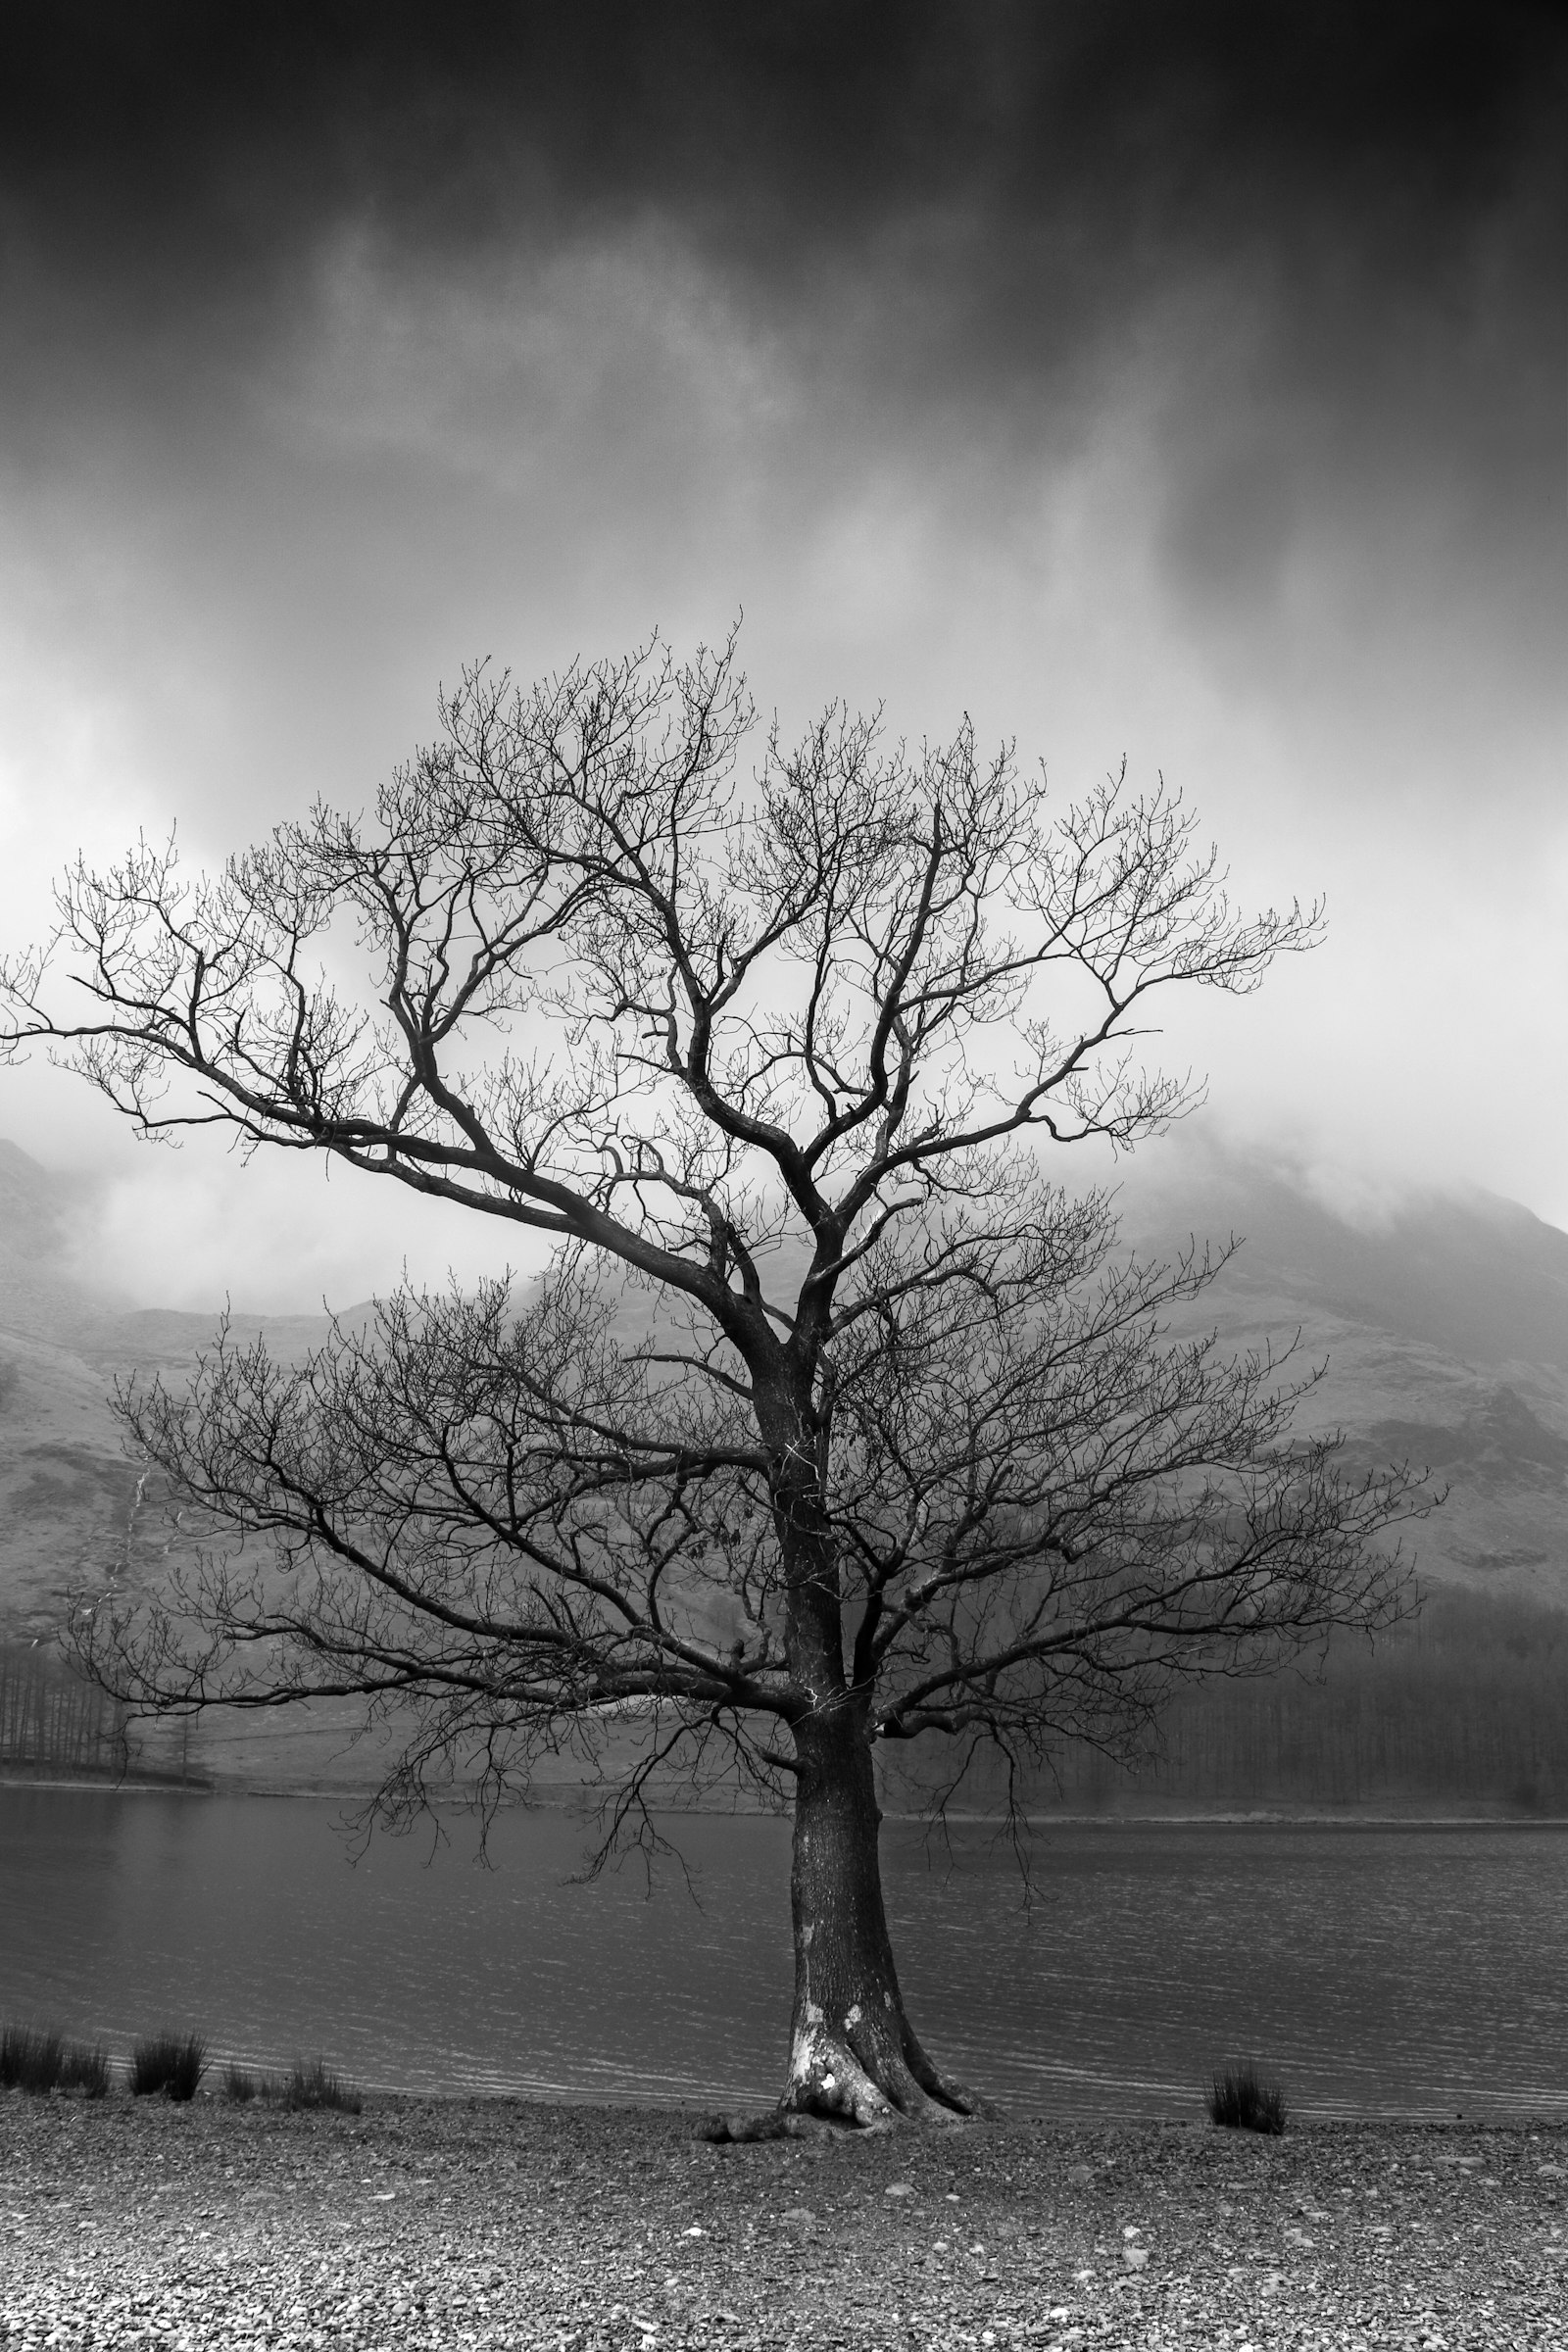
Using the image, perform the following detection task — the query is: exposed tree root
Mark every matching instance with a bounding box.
[701,2092,994,2144]
[700,2107,844,2144]
[700,2025,994,2144]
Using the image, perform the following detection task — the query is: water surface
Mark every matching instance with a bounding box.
[2,1790,1564,2120]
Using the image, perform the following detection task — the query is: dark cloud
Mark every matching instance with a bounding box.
[3,2,1559,369]
[2,3,1559,686]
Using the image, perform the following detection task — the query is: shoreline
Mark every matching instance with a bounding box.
[3,2093,1563,2347]
[7,1773,1568,1831]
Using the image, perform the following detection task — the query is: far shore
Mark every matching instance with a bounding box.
[6,1768,1568,1831]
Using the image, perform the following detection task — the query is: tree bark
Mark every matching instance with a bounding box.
[774,1700,976,2129]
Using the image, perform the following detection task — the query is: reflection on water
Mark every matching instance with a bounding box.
[1,1788,1565,2120]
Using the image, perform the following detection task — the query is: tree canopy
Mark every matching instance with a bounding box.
[1,635,1421,2131]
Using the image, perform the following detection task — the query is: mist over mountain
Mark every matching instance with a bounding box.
[0,1141,341,1649]
[1113,1138,1568,1599]
[1118,1139,1568,1370]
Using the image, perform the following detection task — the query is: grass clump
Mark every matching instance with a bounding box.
[130,2030,207,2102]
[278,2055,362,2115]
[1,2024,111,2096]
[1,2024,64,2092]
[138,2038,359,2111]
[1208,2059,1287,2134]
[57,2040,111,2097]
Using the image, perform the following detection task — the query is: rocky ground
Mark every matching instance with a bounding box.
[2,2093,1565,2349]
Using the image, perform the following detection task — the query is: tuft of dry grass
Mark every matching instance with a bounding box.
[0,2023,109,2096]
[1208,2059,1287,2133]
[276,2055,362,2114]
[0,2024,64,2093]
[130,2031,207,2102]
[57,2039,111,2097]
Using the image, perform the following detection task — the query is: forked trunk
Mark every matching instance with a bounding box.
[775,1703,977,2130]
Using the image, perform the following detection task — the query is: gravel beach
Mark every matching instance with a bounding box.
[3,2093,1565,2349]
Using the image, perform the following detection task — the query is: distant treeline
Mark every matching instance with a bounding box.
[0,1640,125,1777]
[881,1584,1568,1815]
[7,1585,1568,1808]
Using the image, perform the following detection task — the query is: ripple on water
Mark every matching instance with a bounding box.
[2,1791,1565,2117]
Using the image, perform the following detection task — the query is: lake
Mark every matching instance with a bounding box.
[2,1789,1565,2122]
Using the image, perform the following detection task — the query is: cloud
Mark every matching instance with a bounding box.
[5,4,1558,443]
[6,5,1555,753]
[1,0,1563,1261]
[57,1136,549,1316]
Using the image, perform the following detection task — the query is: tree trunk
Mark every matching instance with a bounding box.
[705,1374,980,2137]
[775,1701,977,2129]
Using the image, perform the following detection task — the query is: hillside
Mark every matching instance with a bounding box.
[0,1142,362,1788]
[1117,1143,1568,1603]
[4,1132,1568,1801]
[0,1141,343,1636]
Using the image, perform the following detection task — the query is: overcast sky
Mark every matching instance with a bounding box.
[1,2,1563,1310]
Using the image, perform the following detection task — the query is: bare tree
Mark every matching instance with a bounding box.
[1,636,1417,2132]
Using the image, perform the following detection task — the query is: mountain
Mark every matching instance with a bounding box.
[0,1144,374,1788]
[1123,1146,1568,1369]
[0,1141,343,1637]
[1115,1142,1568,1601]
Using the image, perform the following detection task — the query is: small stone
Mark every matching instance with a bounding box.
[1121,2225,1141,2239]
[782,2207,815,2226]
[683,2225,705,2237]
[885,2182,914,2199]
[1122,2245,1149,2271]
